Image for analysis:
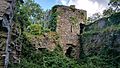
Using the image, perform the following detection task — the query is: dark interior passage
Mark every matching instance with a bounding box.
[80,23,85,34]
[65,47,73,58]
[0,20,8,32]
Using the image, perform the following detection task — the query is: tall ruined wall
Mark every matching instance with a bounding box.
[83,13,120,54]
[49,5,87,58]
[83,13,120,52]
[0,0,22,68]
[81,12,120,66]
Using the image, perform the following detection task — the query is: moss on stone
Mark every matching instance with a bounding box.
[69,16,78,26]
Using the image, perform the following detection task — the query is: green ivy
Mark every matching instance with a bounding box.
[48,5,64,31]
[27,24,50,35]
[69,16,78,26]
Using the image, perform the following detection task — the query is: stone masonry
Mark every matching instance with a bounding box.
[0,0,22,68]
[54,5,87,58]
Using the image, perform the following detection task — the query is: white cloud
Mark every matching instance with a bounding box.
[58,0,110,17]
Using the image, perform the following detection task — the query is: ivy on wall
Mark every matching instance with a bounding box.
[69,16,78,27]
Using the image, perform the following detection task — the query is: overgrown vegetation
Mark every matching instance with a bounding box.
[82,12,120,68]
[9,35,81,68]
[26,24,50,35]
[48,5,60,31]
[8,0,120,68]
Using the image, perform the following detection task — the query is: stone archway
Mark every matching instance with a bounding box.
[65,46,73,57]
[65,44,76,58]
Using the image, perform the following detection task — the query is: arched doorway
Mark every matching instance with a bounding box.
[65,46,73,57]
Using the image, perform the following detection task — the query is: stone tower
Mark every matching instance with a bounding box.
[50,5,87,58]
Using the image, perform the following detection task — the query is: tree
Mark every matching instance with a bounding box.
[90,13,102,21]
[14,0,44,31]
[23,0,44,24]
[103,7,115,16]
[108,0,120,12]
[27,24,42,35]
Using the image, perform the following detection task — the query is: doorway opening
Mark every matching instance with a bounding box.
[80,23,85,34]
[65,47,73,58]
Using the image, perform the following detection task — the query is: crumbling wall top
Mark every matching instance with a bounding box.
[52,5,87,23]
[0,0,10,19]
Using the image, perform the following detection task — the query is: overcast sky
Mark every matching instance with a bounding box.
[58,0,110,16]
[35,0,110,17]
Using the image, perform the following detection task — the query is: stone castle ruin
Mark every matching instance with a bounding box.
[1,1,120,67]
[0,1,87,67]
[49,5,87,58]
[25,5,87,58]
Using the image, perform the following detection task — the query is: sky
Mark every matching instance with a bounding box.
[34,0,59,10]
[35,0,110,17]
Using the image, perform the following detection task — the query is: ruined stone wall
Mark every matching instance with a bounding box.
[0,0,22,68]
[25,32,58,51]
[82,12,120,56]
[0,0,11,67]
[51,5,87,58]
